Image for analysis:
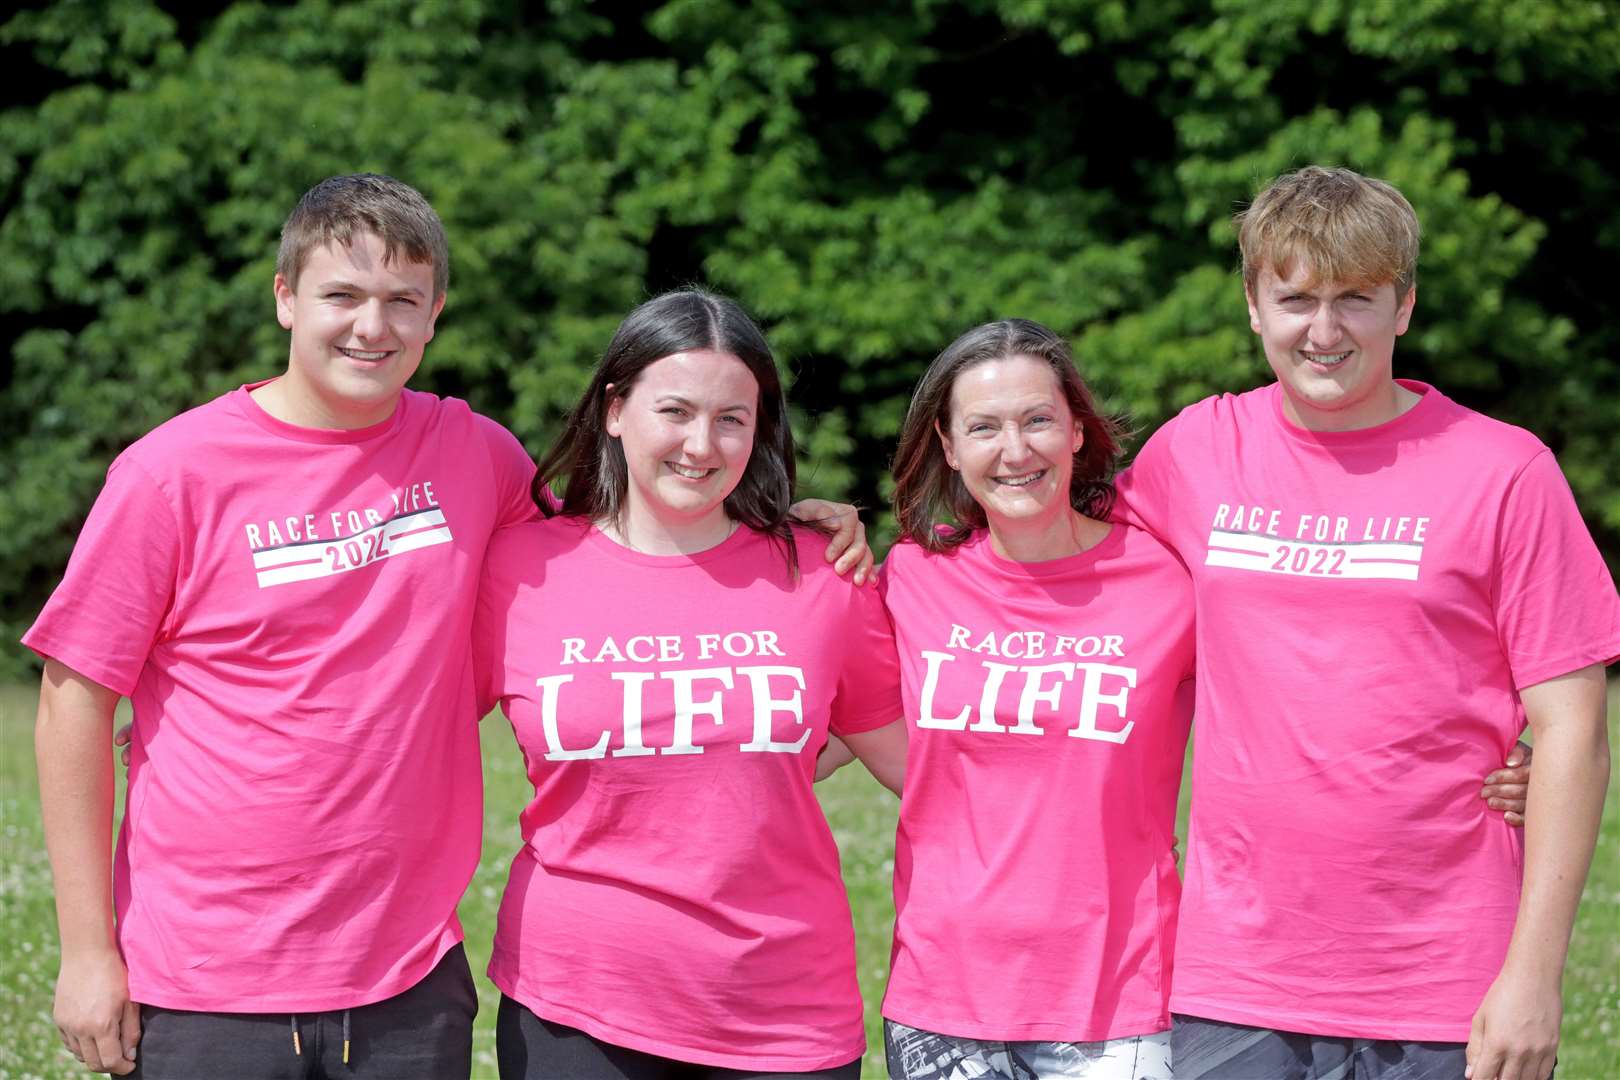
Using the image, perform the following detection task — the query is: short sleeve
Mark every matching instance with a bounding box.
[21,457,180,696]
[477,413,540,529]
[829,577,903,736]
[1492,449,1620,689]
[471,532,517,719]
[1113,416,1182,545]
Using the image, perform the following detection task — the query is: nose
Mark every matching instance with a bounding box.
[1307,302,1342,347]
[684,421,715,460]
[353,299,387,341]
[998,426,1032,465]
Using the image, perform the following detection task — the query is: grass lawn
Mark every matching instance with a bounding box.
[3,680,1617,1078]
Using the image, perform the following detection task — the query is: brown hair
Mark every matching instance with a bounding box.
[1237,166,1420,300]
[534,288,824,573]
[892,319,1126,552]
[276,174,450,298]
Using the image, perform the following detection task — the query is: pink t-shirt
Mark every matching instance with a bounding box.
[1116,380,1620,1041]
[474,519,902,1072]
[879,526,1195,1042]
[23,385,536,1011]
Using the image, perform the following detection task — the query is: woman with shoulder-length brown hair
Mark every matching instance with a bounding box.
[871,317,1190,1079]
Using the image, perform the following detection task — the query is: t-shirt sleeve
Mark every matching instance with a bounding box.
[21,458,180,696]
[471,535,514,720]
[477,413,540,529]
[1492,448,1620,689]
[1113,417,1180,544]
[829,576,903,737]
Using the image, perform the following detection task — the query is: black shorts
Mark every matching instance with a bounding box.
[131,943,477,1079]
[495,995,862,1080]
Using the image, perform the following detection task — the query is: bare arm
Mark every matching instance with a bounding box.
[1466,663,1610,1080]
[37,658,139,1075]
[838,719,907,796]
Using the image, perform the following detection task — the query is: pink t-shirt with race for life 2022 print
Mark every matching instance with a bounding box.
[23,384,538,1012]
[1116,379,1620,1042]
[473,518,903,1074]
[878,525,1195,1044]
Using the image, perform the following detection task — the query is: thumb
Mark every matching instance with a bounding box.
[120,999,141,1061]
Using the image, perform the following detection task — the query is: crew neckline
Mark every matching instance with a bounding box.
[964,520,1125,579]
[583,517,758,567]
[233,380,408,444]
[1270,379,1442,447]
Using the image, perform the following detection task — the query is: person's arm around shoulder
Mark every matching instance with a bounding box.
[1466,662,1610,1080]
[37,658,139,1076]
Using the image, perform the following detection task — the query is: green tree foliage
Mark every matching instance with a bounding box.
[4,0,1617,675]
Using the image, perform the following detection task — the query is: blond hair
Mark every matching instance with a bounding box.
[277,174,449,298]
[1237,166,1420,299]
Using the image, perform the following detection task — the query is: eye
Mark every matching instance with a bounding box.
[967,423,995,436]
[1027,415,1053,427]
[390,296,418,307]
[718,414,747,426]
[658,406,689,419]
[324,291,355,301]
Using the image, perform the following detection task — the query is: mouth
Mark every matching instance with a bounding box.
[992,469,1047,488]
[665,462,719,481]
[1301,349,1351,370]
[339,347,392,362]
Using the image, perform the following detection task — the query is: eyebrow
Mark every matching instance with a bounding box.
[959,403,1057,422]
[655,394,754,414]
[317,279,428,299]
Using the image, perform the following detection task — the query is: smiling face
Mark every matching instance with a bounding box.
[605,349,760,544]
[1247,263,1416,432]
[940,355,1082,541]
[269,231,443,429]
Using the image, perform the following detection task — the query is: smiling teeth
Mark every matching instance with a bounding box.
[1306,352,1349,366]
[668,464,712,479]
[341,348,389,361]
[996,471,1045,487]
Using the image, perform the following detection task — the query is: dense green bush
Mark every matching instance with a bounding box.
[5,0,1617,677]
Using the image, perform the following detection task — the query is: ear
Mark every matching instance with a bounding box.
[423,292,447,343]
[1394,283,1416,336]
[604,384,624,438]
[274,274,296,331]
[1245,286,1263,335]
[1072,422,1085,455]
[935,418,958,471]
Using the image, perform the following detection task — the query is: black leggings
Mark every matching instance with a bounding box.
[496,995,863,1080]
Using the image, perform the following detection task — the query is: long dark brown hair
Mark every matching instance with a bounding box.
[533,289,817,571]
[892,318,1126,552]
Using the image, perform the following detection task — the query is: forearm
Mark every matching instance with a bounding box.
[36,660,121,958]
[842,719,907,796]
[1500,668,1610,985]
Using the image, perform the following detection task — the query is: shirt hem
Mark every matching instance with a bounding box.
[490,963,864,1072]
[127,933,462,1013]
[21,634,139,698]
[1512,638,1620,692]
[882,1001,1170,1044]
[1169,996,1470,1043]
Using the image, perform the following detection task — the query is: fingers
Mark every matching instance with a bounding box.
[119,998,141,1068]
[1505,739,1533,767]
[828,519,874,585]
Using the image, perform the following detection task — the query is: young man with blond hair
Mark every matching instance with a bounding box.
[1118,166,1617,1080]
[25,172,870,1078]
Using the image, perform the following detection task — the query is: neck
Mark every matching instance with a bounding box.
[1282,380,1420,433]
[250,377,396,431]
[987,508,1110,563]
[602,505,737,555]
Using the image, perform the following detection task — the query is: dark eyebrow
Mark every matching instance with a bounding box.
[655,394,754,415]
